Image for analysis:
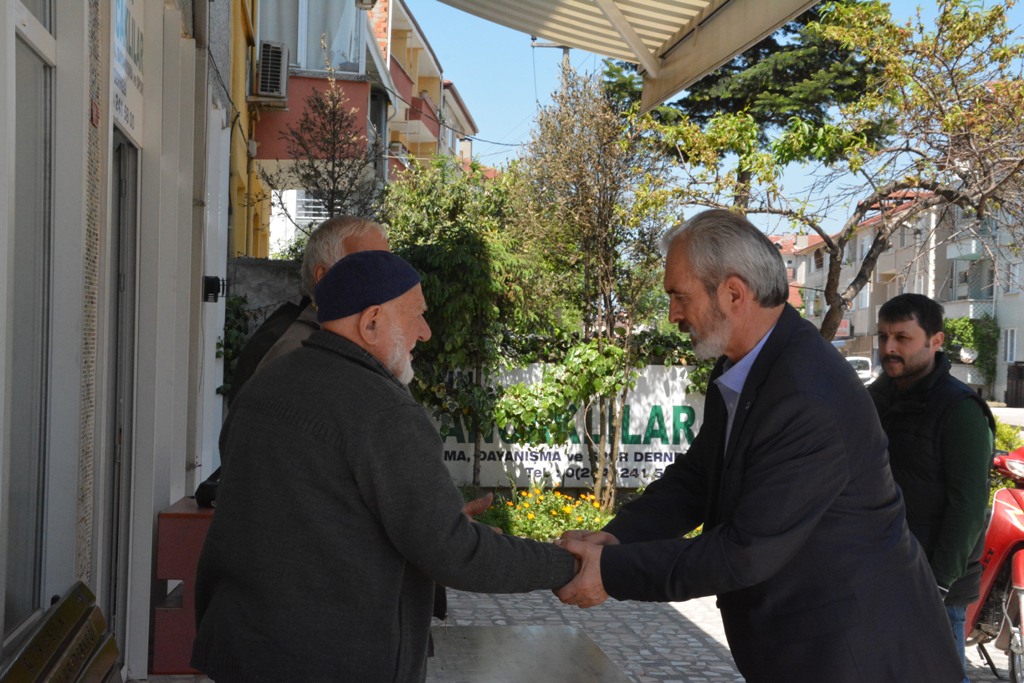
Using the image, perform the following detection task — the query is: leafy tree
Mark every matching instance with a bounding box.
[605,0,883,208]
[258,76,384,245]
[602,3,887,340]
[383,156,536,491]
[802,0,1024,339]
[506,68,679,509]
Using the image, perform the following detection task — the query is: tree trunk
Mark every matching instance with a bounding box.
[733,168,752,211]
[471,360,483,492]
[584,403,601,500]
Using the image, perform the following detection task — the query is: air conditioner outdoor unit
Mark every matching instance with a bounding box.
[256,41,289,99]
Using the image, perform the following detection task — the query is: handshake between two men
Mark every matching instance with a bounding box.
[192,213,970,683]
[553,529,617,609]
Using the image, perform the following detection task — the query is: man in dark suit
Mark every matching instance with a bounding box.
[556,209,963,682]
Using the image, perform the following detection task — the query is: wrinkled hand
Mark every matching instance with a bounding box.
[462,492,502,534]
[553,538,609,608]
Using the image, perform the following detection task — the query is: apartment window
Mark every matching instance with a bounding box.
[858,232,872,261]
[260,0,363,73]
[1005,328,1017,363]
[813,249,823,272]
[294,190,330,224]
[7,28,53,634]
[856,283,870,310]
[1008,262,1022,294]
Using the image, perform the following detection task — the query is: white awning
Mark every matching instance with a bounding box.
[437,0,819,112]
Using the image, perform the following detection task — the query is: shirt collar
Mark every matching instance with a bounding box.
[716,325,775,399]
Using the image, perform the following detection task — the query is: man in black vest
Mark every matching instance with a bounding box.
[869,293,995,681]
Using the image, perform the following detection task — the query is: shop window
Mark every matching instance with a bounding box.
[7,31,53,636]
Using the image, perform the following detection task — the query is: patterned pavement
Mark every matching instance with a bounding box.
[428,588,1007,682]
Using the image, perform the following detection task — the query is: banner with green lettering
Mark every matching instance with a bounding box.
[434,365,704,488]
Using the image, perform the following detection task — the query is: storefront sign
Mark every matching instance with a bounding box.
[435,365,705,488]
[111,0,144,143]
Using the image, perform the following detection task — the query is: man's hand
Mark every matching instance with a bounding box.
[462,492,493,518]
[559,529,620,546]
[554,538,609,608]
[462,492,502,534]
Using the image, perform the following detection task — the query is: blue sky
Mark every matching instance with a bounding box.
[408,0,1023,234]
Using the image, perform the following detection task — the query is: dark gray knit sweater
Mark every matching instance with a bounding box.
[191,331,576,682]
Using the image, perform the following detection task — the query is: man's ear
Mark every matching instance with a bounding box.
[720,275,748,310]
[931,330,946,349]
[356,305,383,345]
[313,263,329,285]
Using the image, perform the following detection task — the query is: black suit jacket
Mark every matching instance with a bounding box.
[602,305,962,682]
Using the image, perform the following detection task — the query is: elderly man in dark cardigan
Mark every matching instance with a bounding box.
[191,251,577,682]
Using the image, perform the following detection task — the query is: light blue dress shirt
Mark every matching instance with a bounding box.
[713,326,775,447]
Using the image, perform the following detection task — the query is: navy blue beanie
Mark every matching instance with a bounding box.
[315,251,421,323]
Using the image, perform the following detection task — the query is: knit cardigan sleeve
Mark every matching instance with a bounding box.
[347,400,576,593]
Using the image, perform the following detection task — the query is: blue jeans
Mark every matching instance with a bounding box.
[947,603,969,683]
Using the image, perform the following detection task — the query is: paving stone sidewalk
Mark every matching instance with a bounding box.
[428,588,1006,682]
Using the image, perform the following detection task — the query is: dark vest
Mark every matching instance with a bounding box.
[869,352,995,604]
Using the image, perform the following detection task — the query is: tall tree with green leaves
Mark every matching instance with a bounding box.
[382,156,536,490]
[509,68,678,509]
[803,0,1024,339]
[605,0,884,208]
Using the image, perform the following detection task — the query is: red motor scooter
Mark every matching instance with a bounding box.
[967,446,1024,679]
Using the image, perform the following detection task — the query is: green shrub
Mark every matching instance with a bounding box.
[996,417,1023,453]
[216,295,251,396]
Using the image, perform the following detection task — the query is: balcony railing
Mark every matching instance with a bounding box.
[946,237,985,261]
[941,298,995,320]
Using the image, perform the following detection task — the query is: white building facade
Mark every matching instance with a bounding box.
[796,201,1022,403]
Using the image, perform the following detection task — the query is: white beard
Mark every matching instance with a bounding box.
[386,325,415,385]
[691,304,730,360]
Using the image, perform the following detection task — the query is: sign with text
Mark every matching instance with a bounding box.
[111,0,144,143]
[434,365,705,488]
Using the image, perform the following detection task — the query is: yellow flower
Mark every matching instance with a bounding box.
[562,505,573,514]
[527,513,534,520]
[522,502,531,508]
[576,516,583,522]
[537,496,544,501]
[550,510,558,515]
[592,502,600,509]
[534,488,542,495]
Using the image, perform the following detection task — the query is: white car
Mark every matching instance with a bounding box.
[846,356,875,385]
